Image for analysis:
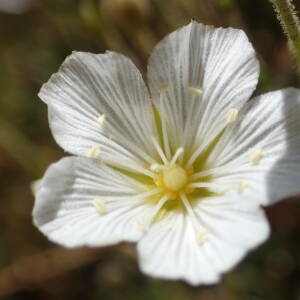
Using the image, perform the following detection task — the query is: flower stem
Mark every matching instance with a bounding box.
[269,0,300,71]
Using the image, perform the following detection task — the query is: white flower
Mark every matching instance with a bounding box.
[33,21,300,285]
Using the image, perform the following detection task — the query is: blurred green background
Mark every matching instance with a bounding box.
[0,0,300,299]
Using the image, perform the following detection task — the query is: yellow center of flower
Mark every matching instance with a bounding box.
[153,164,194,200]
[163,165,188,191]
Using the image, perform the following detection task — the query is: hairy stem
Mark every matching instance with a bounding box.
[269,0,300,70]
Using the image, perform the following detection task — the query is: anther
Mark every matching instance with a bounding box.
[187,86,203,96]
[136,220,145,231]
[238,180,248,193]
[158,83,170,93]
[86,145,101,158]
[249,148,263,164]
[196,231,207,245]
[97,113,106,124]
[92,199,106,214]
[226,108,239,123]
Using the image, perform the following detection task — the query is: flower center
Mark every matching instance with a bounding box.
[162,165,188,191]
[152,161,194,200]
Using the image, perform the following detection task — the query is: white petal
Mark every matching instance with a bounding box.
[137,196,269,285]
[194,196,270,271]
[33,157,153,248]
[147,21,259,152]
[40,51,158,170]
[206,88,300,205]
[30,178,42,196]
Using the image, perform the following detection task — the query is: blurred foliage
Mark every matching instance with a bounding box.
[0,0,300,299]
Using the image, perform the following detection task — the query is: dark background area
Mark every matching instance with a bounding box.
[1,0,300,299]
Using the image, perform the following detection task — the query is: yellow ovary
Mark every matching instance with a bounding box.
[152,163,194,201]
[163,165,188,192]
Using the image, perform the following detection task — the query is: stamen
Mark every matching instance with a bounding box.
[186,144,207,167]
[150,163,165,172]
[154,208,167,222]
[92,198,106,214]
[86,145,100,158]
[226,108,239,123]
[187,86,203,96]
[106,158,156,179]
[170,147,184,165]
[249,148,263,163]
[188,182,223,190]
[132,187,163,201]
[135,220,145,232]
[146,194,171,229]
[99,114,156,165]
[180,193,207,245]
[97,113,106,124]
[151,137,168,164]
[191,166,238,180]
[196,231,208,245]
[238,180,248,193]
[182,96,197,149]
[158,83,170,93]
[159,103,171,160]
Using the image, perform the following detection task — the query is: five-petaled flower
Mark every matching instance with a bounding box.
[33,21,300,285]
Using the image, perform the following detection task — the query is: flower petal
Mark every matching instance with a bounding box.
[39,51,158,171]
[205,88,300,205]
[147,21,259,152]
[33,157,153,247]
[195,196,270,272]
[137,196,269,285]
